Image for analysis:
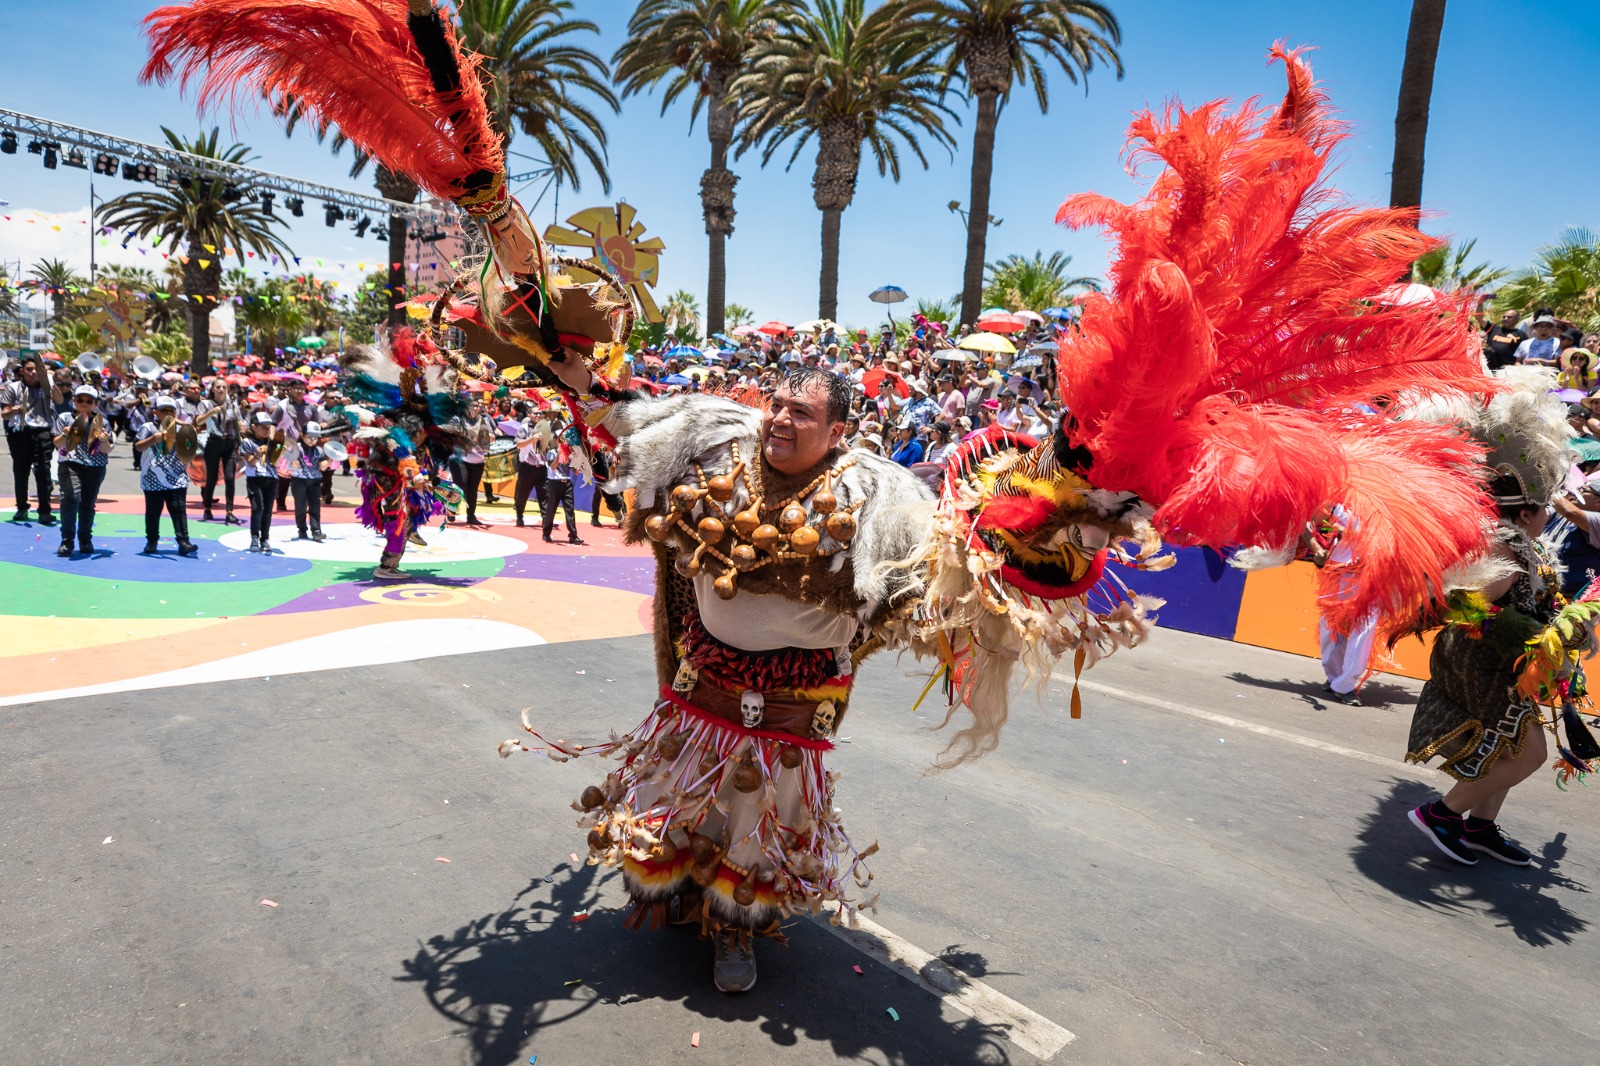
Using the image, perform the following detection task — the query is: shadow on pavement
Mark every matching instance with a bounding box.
[1350,778,1591,948]
[400,864,1017,1066]
[328,565,481,586]
[1223,670,1414,709]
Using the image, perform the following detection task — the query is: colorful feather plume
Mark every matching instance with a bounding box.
[140,0,502,204]
[1055,44,1493,630]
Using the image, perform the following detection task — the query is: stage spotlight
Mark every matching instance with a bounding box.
[93,152,117,175]
[373,223,389,242]
[42,146,57,169]
[324,203,341,227]
[285,196,304,217]
[63,148,87,169]
[259,191,274,215]
[26,139,42,155]
[353,215,371,238]
[1,133,16,155]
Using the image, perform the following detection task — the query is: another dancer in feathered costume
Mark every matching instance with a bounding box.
[339,329,466,580]
[900,45,1497,763]
[1392,378,1600,865]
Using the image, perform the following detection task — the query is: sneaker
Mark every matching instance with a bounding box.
[248,537,262,553]
[1333,691,1361,706]
[1461,819,1534,866]
[56,542,72,558]
[712,930,757,993]
[1407,802,1478,865]
[373,564,408,580]
[311,530,326,543]
[408,531,427,548]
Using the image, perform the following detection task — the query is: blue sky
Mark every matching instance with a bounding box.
[2,1,1597,327]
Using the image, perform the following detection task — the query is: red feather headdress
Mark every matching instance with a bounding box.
[141,0,502,206]
[1057,45,1495,630]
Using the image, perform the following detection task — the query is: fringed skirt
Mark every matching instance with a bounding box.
[574,687,875,941]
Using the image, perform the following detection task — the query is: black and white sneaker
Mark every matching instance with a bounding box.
[1407,802,1478,865]
[1461,819,1534,866]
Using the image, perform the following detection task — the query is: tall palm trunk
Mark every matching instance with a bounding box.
[812,124,861,321]
[702,75,737,337]
[1390,0,1447,210]
[959,89,1000,326]
[182,238,223,378]
[375,166,419,328]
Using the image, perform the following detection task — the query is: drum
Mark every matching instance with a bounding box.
[483,438,518,488]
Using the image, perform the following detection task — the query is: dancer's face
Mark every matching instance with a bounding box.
[763,380,843,476]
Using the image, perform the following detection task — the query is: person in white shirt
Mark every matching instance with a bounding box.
[52,384,114,556]
[3,355,65,524]
[512,406,548,528]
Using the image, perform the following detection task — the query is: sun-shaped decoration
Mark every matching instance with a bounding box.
[543,202,666,323]
[72,287,147,345]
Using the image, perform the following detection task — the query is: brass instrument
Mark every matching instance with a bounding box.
[159,413,178,451]
[266,427,286,466]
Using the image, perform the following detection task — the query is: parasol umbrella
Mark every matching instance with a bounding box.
[267,370,304,382]
[225,373,252,386]
[660,373,692,386]
[294,365,314,375]
[860,368,910,398]
[794,318,838,333]
[309,373,337,387]
[756,320,791,336]
[976,311,1029,333]
[642,353,664,367]
[868,285,908,325]
[1013,309,1044,324]
[683,365,713,382]
[296,335,327,349]
[1026,340,1059,354]
[662,345,702,360]
[1042,306,1074,321]
[731,325,759,337]
[958,331,1017,355]
[1010,354,1043,370]
[161,371,183,381]
[934,349,975,362]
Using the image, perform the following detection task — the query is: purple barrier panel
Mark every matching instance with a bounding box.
[1113,544,1245,640]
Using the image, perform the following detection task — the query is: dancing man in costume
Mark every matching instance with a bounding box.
[1397,384,1600,866]
[142,1,1514,991]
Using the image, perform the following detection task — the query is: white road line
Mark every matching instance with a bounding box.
[1055,674,1433,779]
[819,902,1076,1062]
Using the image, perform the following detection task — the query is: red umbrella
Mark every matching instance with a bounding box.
[642,354,664,367]
[860,368,910,399]
[226,373,252,386]
[757,320,791,336]
[463,379,494,393]
[975,311,1029,333]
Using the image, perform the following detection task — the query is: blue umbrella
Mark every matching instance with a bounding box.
[1042,307,1074,321]
[660,373,692,386]
[869,284,908,326]
[1011,354,1043,370]
[663,345,701,360]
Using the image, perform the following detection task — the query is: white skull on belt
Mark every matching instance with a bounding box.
[740,690,765,729]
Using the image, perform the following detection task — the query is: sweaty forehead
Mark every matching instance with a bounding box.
[775,380,828,411]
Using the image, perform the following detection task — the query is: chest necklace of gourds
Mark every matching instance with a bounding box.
[643,441,862,600]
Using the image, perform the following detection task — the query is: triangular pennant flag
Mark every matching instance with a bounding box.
[203,244,215,253]
[198,259,210,269]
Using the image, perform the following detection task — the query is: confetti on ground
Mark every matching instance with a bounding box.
[529,1057,537,1064]
[435,857,452,863]
[564,978,583,987]
[102,837,114,844]
[853,965,864,975]
[1122,759,1128,765]
[575,669,586,675]
[1219,738,1226,744]
[570,852,580,863]
[885,1007,899,1022]
[260,900,279,908]
[690,1032,701,1048]
[571,911,589,923]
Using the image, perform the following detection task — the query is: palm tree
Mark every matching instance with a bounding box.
[1408,238,1505,294]
[915,297,955,323]
[458,0,618,191]
[723,302,754,330]
[733,0,958,320]
[981,250,1099,312]
[1391,0,1448,210]
[613,1,807,337]
[903,0,1122,326]
[27,258,87,324]
[98,129,293,376]
[661,289,702,341]
[1494,228,1600,331]
[0,265,21,323]
[140,328,193,368]
[51,320,101,362]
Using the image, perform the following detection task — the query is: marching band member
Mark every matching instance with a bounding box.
[287,422,329,541]
[134,394,199,557]
[51,384,113,556]
[198,378,244,524]
[236,410,282,553]
[3,354,65,524]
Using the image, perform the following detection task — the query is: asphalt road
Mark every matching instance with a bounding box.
[4,610,1597,1066]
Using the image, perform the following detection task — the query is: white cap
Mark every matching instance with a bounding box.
[251,411,275,425]
[153,395,178,410]
[73,384,99,399]
[303,422,323,436]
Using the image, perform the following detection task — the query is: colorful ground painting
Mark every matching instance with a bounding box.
[0,489,654,706]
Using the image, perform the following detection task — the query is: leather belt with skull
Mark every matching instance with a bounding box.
[670,662,849,742]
